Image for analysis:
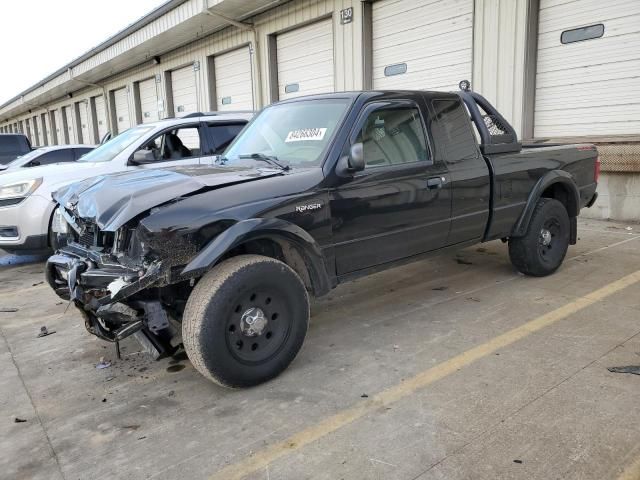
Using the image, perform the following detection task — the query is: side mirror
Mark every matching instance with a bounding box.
[28,160,40,167]
[336,142,365,177]
[349,143,365,172]
[100,132,112,144]
[129,149,156,165]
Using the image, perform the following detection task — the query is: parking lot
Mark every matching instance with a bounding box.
[1,217,639,480]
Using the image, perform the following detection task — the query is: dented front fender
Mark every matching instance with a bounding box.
[181,218,332,296]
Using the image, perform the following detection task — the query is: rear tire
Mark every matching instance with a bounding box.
[182,254,309,388]
[508,198,570,277]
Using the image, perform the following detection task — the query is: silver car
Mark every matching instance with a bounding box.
[0,145,95,172]
[0,112,251,254]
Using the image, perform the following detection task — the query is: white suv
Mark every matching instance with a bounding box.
[0,113,251,254]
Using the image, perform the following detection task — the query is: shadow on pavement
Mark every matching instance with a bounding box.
[0,250,49,267]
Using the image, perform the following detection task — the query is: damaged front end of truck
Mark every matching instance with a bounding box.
[44,167,279,358]
[46,223,195,358]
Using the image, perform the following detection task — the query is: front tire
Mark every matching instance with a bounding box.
[508,198,570,276]
[182,255,310,388]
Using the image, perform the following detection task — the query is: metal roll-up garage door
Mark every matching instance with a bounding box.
[534,0,640,137]
[139,77,159,123]
[113,88,131,134]
[94,95,109,140]
[277,19,334,100]
[63,105,75,143]
[371,0,473,91]
[54,110,64,144]
[25,118,32,144]
[78,101,91,144]
[40,113,49,146]
[33,116,41,146]
[171,65,198,116]
[214,46,254,111]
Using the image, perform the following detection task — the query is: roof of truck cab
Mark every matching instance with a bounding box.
[273,90,460,105]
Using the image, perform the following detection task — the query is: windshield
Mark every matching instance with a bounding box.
[223,99,351,167]
[77,126,154,163]
[6,148,45,167]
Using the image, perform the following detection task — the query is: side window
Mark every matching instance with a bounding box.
[173,127,201,156]
[355,105,428,168]
[431,99,478,162]
[38,150,72,165]
[74,148,93,160]
[206,123,245,154]
[138,126,202,162]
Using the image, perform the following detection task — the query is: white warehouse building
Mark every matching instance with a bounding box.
[0,0,638,220]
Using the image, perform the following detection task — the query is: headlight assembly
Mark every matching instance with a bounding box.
[0,178,43,200]
[51,207,69,234]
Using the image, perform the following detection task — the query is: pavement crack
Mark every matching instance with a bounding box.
[409,327,640,480]
[0,326,66,480]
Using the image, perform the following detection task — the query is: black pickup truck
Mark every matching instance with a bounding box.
[46,84,599,388]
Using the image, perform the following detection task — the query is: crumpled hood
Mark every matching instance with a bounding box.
[53,165,282,231]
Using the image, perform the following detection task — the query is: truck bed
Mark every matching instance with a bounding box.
[485,144,598,241]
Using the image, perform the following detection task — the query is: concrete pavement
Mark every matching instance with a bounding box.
[1,218,639,480]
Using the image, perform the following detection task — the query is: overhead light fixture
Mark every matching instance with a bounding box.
[66,93,73,99]
[152,56,161,65]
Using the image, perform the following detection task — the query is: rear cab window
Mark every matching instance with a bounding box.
[430,98,479,162]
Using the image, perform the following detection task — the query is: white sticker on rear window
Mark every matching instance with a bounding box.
[285,128,327,143]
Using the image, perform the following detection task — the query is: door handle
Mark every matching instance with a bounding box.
[427,176,445,189]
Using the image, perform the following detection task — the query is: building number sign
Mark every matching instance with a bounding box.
[340,7,353,25]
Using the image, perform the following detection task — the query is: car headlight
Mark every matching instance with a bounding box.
[51,207,69,234]
[0,178,43,200]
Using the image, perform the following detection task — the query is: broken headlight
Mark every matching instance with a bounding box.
[51,207,69,234]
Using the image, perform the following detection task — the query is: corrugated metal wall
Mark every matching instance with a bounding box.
[371,0,474,91]
[2,0,636,151]
[1,0,365,144]
[534,0,640,138]
[473,0,529,137]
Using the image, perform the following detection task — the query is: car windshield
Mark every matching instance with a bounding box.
[77,126,154,163]
[7,148,45,167]
[223,99,352,167]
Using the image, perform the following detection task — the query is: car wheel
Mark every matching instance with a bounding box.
[182,254,310,388]
[508,198,570,277]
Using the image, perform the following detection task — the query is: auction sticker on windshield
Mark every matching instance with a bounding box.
[285,128,327,142]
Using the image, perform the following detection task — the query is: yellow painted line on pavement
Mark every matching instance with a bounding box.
[618,454,640,480]
[210,269,640,480]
